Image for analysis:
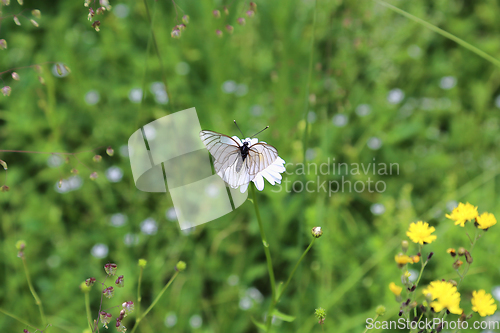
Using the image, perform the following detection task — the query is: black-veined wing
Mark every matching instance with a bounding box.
[199,130,251,188]
[246,142,279,176]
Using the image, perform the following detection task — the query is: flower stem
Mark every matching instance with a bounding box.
[130,271,179,333]
[362,315,379,333]
[21,256,46,325]
[137,265,144,319]
[250,184,277,330]
[84,292,92,331]
[457,228,480,289]
[277,238,316,301]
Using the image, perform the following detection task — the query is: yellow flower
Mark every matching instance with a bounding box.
[476,212,497,230]
[389,282,402,296]
[472,290,497,317]
[411,255,420,263]
[406,221,437,245]
[404,271,411,278]
[445,202,478,227]
[395,253,415,265]
[423,280,462,315]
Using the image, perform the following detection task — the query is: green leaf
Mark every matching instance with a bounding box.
[251,316,268,332]
[271,309,296,322]
[276,281,284,298]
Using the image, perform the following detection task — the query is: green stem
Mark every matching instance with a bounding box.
[372,0,500,68]
[137,266,144,319]
[457,228,480,289]
[277,238,316,301]
[130,271,179,333]
[362,314,379,333]
[85,292,92,331]
[0,307,42,330]
[250,184,277,331]
[22,256,46,325]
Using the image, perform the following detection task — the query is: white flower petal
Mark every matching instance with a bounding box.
[253,174,265,191]
[232,136,242,146]
[239,182,249,193]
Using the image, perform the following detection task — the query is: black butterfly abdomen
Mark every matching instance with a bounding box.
[240,142,250,161]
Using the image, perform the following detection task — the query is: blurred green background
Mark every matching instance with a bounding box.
[1,0,500,332]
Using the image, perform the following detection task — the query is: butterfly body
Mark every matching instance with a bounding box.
[199,130,279,188]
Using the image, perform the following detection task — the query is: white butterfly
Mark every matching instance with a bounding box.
[200,125,280,189]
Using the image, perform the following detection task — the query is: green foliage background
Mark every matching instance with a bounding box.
[1,0,499,332]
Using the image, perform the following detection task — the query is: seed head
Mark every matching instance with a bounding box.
[246,10,255,18]
[122,301,134,316]
[1,185,10,192]
[30,19,39,27]
[100,312,112,328]
[71,168,79,174]
[171,28,181,39]
[92,20,100,32]
[223,6,229,15]
[96,6,106,14]
[401,240,409,253]
[115,275,124,288]
[182,15,189,24]
[103,286,114,298]
[11,72,20,80]
[0,160,8,170]
[13,16,21,26]
[38,76,45,85]
[84,0,91,7]
[175,261,186,272]
[106,147,114,156]
[216,29,223,38]
[93,155,102,162]
[311,226,323,238]
[453,259,463,269]
[249,2,257,10]
[99,0,112,10]
[376,305,386,316]
[0,39,7,50]
[1,86,11,96]
[104,263,117,275]
[138,258,147,267]
[32,9,41,18]
[226,25,234,34]
[85,277,96,287]
[237,17,246,25]
[88,7,95,21]
[90,171,98,180]
[213,9,221,18]
[314,307,326,324]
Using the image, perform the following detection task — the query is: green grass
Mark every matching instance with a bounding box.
[1,0,500,332]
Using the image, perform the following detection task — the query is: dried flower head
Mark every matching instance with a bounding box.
[122,301,134,316]
[92,20,100,32]
[100,312,113,328]
[2,86,12,96]
[103,286,114,298]
[85,277,96,287]
[115,275,124,288]
[104,263,117,275]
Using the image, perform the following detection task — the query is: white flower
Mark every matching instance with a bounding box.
[231,136,286,193]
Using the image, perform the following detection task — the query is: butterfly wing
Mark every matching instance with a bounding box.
[246,142,279,176]
[199,131,279,188]
[200,130,251,188]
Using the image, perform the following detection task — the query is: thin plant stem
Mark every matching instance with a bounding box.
[0,307,42,330]
[277,238,316,301]
[21,256,46,325]
[456,228,480,289]
[362,314,379,333]
[85,292,92,331]
[249,184,277,330]
[130,271,180,333]
[137,265,144,319]
[372,0,500,68]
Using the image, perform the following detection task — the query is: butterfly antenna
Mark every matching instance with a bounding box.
[250,126,269,138]
[233,120,245,137]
